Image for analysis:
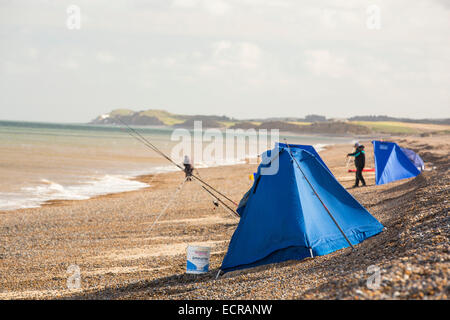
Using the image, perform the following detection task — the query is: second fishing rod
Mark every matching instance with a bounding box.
[117,118,239,208]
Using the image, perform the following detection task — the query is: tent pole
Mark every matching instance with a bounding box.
[215,269,221,279]
[283,140,355,250]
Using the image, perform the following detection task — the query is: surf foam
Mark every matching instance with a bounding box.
[0,175,149,211]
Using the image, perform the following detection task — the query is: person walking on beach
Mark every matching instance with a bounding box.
[183,155,194,180]
[347,142,366,188]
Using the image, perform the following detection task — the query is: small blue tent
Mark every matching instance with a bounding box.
[372,141,422,185]
[221,144,384,273]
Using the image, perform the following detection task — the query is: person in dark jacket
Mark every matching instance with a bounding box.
[347,143,366,188]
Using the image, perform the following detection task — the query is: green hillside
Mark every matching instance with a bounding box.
[90,109,450,135]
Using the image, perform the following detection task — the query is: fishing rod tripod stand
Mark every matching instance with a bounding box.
[146,168,239,237]
[116,118,240,235]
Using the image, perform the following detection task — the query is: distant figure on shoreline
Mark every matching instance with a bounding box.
[183,155,194,180]
[347,142,366,188]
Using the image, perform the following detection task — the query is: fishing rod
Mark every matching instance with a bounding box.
[190,175,237,206]
[283,139,354,250]
[345,143,358,168]
[117,118,238,207]
[117,118,184,170]
[192,179,240,218]
[345,155,352,168]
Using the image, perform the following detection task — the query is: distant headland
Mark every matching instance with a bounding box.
[90,109,450,135]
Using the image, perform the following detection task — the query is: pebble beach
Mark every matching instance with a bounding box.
[0,135,448,300]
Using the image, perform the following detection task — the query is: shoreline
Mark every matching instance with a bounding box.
[0,135,448,300]
[0,142,335,214]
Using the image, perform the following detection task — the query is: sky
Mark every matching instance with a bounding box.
[0,0,449,123]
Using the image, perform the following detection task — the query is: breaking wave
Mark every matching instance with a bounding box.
[0,175,149,211]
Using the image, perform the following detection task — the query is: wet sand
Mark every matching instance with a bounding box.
[0,135,448,299]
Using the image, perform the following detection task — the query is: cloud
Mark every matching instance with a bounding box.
[211,41,262,69]
[59,58,80,70]
[27,47,39,60]
[2,60,36,74]
[0,0,449,121]
[95,52,116,64]
[304,50,350,78]
[204,0,231,15]
[138,40,265,83]
[172,0,200,8]
[172,0,231,15]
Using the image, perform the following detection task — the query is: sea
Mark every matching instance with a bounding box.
[0,120,354,211]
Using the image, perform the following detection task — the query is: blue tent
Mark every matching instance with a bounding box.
[221,144,384,273]
[372,141,422,185]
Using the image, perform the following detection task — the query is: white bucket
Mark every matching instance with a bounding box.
[186,245,211,274]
